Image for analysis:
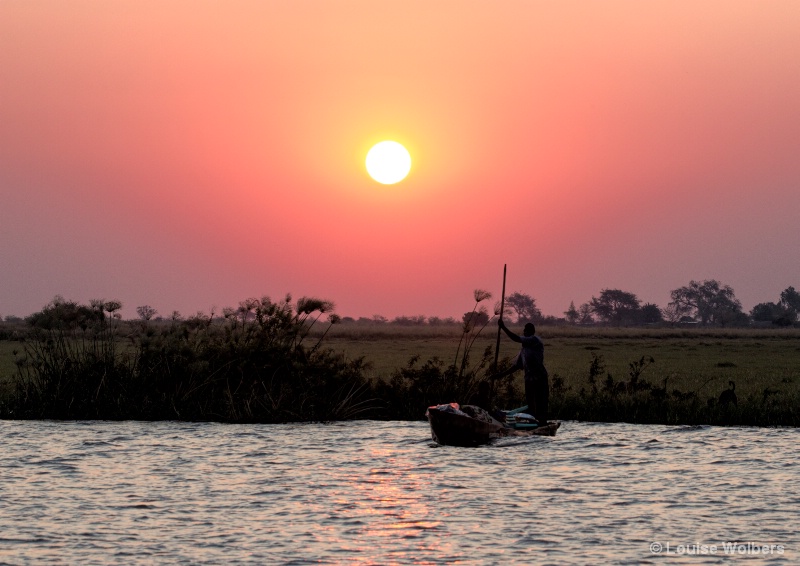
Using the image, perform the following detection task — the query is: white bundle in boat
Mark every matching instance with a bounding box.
[511,412,538,424]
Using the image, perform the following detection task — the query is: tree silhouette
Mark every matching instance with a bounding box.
[751,302,786,323]
[780,286,800,321]
[669,280,743,326]
[578,302,594,324]
[505,292,542,323]
[639,303,663,324]
[136,305,157,321]
[590,289,641,325]
[564,301,579,324]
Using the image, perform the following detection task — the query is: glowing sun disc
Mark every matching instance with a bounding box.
[366,141,411,184]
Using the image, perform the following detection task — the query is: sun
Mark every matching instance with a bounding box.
[365,141,411,184]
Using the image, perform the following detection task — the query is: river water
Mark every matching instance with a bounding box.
[0,419,796,565]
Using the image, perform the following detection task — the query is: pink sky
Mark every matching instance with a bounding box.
[2,1,799,320]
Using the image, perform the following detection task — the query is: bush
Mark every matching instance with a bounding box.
[8,296,376,422]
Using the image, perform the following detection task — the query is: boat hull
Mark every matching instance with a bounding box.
[427,404,560,446]
[427,406,505,447]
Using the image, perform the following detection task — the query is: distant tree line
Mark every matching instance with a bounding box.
[564,281,799,328]
[750,286,800,327]
[331,280,799,329]
[2,281,799,330]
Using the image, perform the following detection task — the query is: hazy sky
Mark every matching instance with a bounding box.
[2,1,799,319]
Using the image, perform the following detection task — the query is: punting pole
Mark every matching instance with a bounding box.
[493,264,507,371]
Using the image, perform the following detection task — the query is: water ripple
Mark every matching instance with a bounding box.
[0,419,797,564]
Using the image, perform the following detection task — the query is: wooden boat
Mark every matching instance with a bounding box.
[426,403,560,447]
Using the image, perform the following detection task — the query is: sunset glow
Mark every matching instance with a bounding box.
[1,1,799,319]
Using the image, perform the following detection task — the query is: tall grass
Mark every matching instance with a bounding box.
[12,303,133,419]
[549,353,799,427]
[8,296,375,422]
[372,290,523,419]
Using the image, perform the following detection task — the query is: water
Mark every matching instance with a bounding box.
[0,420,796,565]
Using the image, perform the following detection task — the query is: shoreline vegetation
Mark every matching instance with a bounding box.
[1,294,798,427]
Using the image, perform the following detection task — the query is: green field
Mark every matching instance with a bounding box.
[322,325,800,403]
[0,341,20,393]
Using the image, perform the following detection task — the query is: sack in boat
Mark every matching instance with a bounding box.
[427,403,468,417]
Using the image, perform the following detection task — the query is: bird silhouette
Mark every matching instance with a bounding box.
[718,381,737,406]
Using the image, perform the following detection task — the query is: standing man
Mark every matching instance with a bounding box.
[495,319,549,423]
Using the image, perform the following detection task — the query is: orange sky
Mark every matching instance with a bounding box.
[2,1,799,319]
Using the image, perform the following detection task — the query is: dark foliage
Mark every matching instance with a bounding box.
[550,352,799,427]
[9,296,375,422]
[669,280,746,326]
[373,289,523,419]
[373,348,522,420]
[590,289,642,326]
[505,292,542,324]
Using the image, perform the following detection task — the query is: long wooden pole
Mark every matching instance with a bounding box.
[494,264,507,371]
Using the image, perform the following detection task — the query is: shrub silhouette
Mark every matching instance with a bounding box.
[12,296,374,422]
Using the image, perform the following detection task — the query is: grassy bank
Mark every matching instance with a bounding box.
[2,319,798,426]
[0,298,373,422]
[325,325,800,394]
[324,324,800,425]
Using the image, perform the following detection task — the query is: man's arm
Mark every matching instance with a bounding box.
[498,318,521,343]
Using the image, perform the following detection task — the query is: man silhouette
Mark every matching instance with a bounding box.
[494,319,549,423]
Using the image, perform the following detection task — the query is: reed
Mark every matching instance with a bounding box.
[6,296,376,422]
[549,353,800,426]
[372,290,521,420]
